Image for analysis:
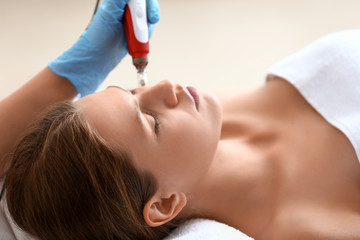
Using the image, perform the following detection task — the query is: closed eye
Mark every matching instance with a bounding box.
[146,111,160,135]
[129,88,160,135]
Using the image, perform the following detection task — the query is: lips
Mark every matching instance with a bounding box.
[186,86,200,111]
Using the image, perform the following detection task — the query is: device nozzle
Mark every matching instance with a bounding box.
[137,70,147,87]
[133,57,148,87]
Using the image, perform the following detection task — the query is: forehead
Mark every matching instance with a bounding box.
[75,88,140,146]
[75,89,161,174]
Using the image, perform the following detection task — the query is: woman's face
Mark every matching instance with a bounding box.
[76,80,222,192]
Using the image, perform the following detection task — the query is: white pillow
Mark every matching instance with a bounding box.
[164,218,254,240]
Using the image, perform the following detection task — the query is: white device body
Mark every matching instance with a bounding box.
[128,0,149,43]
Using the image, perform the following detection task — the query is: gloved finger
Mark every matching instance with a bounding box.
[100,0,130,22]
[113,0,131,9]
[146,0,160,24]
[148,23,155,37]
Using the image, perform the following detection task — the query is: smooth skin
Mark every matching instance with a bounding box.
[76,81,222,225]
[1,70,360,239]
[76,77,360,239]
[205,77,360,239]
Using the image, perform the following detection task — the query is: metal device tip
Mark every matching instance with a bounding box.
[133,57,148,87]
[137,70,147,87]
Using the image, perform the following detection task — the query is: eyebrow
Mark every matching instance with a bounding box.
[107,86,145,132]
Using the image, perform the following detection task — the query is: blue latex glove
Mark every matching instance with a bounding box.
[49,0,160,97]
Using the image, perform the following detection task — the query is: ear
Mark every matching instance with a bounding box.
[143,192,187,227]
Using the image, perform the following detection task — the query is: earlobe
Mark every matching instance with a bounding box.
[143,192,187,227]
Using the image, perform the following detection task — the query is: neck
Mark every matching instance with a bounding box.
[184,139,278,238]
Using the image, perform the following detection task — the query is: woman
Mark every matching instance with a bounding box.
[1,0,359,239]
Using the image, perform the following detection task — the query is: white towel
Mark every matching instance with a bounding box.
[1,199,36,240]
[164,219,253,240]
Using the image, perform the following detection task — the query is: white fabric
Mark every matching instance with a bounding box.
[0,177,17,240]
[164,219,253,240]
[1,200,35,240]
[0,176,37,240]
[267,29,360,162]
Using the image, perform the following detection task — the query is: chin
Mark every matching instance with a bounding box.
[199,91,222,155]
[202,91,223,127]
[202,90,222,109]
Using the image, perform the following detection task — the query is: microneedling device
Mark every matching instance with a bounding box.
[124,0,150,87]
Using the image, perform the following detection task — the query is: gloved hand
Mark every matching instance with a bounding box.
[49,0,160,97]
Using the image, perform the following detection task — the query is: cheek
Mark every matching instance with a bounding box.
[164,90,222,159]
[142,101,223,184]
[159,114,220,177]
[171,113,218,151]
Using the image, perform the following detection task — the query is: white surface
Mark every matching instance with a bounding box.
[1,0,360,99]
[164,218,253,240]
[128,0,149,43]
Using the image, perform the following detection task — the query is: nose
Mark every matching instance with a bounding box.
[139,80,178,108]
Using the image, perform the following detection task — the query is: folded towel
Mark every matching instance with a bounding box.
[164,218,254,240]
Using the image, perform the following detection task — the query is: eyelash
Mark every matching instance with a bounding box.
[146,111,160,134]
[130,89,160,135]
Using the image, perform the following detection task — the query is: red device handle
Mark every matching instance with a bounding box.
[124,5,149,59]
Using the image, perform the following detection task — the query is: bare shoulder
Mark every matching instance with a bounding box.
[266,207,360,240]
[217,76,313,120]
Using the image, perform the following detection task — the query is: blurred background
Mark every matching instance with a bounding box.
[1,0,359,99]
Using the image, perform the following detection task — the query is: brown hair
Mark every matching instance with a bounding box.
[5,101,182,240]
